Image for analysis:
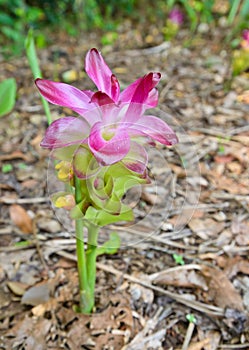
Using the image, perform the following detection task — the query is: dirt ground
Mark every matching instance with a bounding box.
[0,23,249,349]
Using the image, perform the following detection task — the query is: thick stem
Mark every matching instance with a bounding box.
[75,219,91,313]
[74,176,93,314]
[86,221,99,301]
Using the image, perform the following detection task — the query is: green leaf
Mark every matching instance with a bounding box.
[25,29,52,125]
[228,0,241,24]
[239,0,249,19]
[96,232,121,256]
[0,78,16,117]
[14,240,32,247]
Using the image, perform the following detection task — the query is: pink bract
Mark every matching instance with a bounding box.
[169,8,184,26]
[242,29,249,48]
[37,48,178,172]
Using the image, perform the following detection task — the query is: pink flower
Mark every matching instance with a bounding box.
[37,49,177,176]
[242,29,249,41]
[168,8,184,26]
[241,29,249,49]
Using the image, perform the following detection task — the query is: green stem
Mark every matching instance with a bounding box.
[74,176,93,314]
[86,221,99,300]
[75,219,91,313]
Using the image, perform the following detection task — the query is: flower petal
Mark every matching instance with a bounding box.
[120,73,161,123]
[88,122,130,165]
[120,72,161,105]
[85,48,120,101]
[35,78,95,118]
[90,91,115,106]
[121,141,148,174]
[146,88,159,107]
[90,94,124,125]
[129,115,178,146]
[40,116,90,149]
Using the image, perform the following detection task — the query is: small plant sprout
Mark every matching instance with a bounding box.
[37,48,178,313]
[186,313,197,324]
[2,164,13,173]
[173,253,185,265]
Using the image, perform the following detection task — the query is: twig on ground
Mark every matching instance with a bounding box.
[109,225,198,251]
[122,307,165,350]
[0,197,49,204]
[55,250,224,316]
[181,321,195,350]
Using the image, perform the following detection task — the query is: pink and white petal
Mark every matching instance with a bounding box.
[81,89,95,99]
[118,102,146,126]
[119,76,143,102]
[122,141,148,174]
[40,116,90,149]
[110,75,120,102]
[146,88,159,107]
[120,72,161,104]
[35,79,93,116]
[129,115,178,146]
[85,48,120,101]
[88,122,130,165]
[90,91,115,106]
[89,93,120,125]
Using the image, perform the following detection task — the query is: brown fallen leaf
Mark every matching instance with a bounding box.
[0,150,32,162]
[224,256,249,279]
[5,316,51,349]
[208,174,249,195]
[237,90,249,103]
[7,281,28,296]
[150,265,208,291]
[214,155,234,163]
[188,218,225,240]
[187,338,210,350]
[9,204,33,234]
[201,266,244,311]
[0,287,11,308]
[226,161,242,175]
[232,135,249,146]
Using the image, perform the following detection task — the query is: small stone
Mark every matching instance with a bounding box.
[21,283,50,306]
[198,23,209,33]
[161,222,173,231]
[213,211,227,222]
[38,219,61,233]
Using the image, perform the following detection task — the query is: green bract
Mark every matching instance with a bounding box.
[53,161,149,227]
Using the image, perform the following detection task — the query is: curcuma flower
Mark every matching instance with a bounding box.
[168,7,184,26]
[36,48,177,177]
[241,29,249,49]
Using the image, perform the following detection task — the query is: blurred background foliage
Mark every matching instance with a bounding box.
[0,0,249,57]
